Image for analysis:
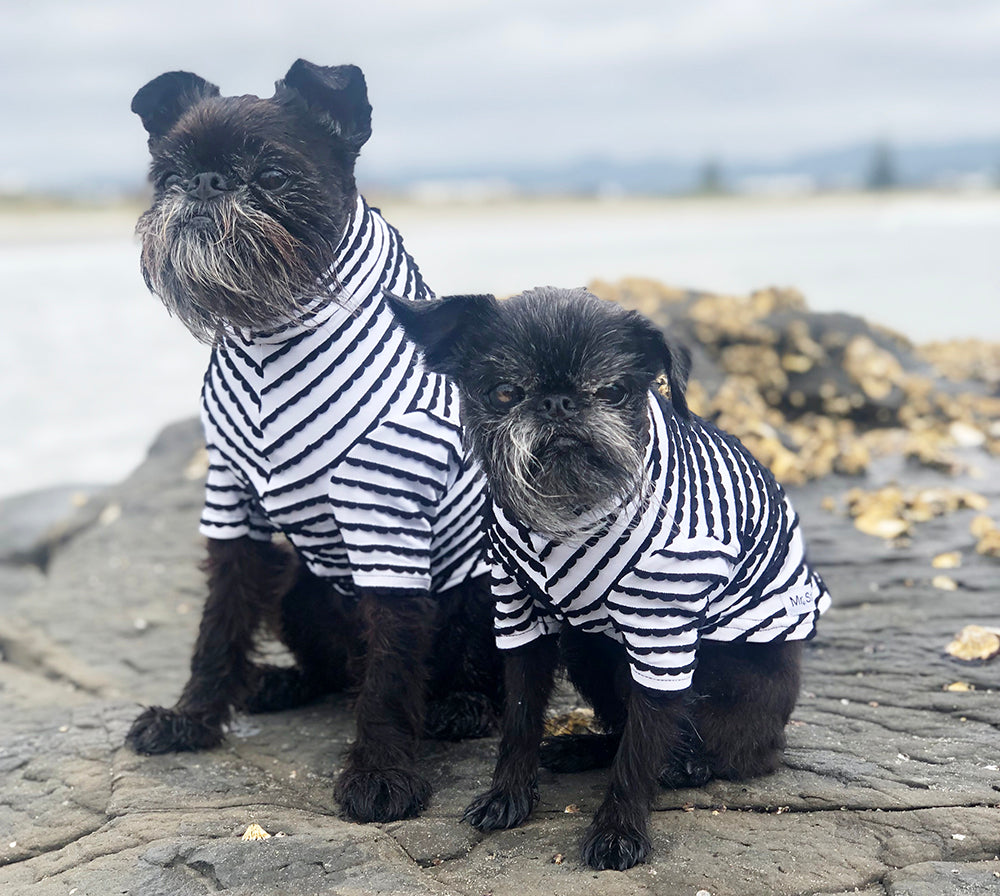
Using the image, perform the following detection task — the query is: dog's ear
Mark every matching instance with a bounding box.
[663,340,692,419]
[629,313,691,419]
[279,60,372,155]
[131,72,220,142]
[385,292,498,379]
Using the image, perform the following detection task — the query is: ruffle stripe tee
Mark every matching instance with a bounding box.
[198,196,488,594]
[490,392,831,692]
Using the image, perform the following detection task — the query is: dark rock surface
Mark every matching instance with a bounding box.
[3,391,1000,892]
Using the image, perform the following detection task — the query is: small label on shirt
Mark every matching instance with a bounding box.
[780,584,817,616]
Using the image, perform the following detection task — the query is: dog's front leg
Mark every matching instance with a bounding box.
[127,536,286,753]
[464,635,560,831]
[581,685,686,871]
[334,590,436,822]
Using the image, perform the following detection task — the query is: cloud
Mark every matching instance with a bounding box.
[2,0,999,190]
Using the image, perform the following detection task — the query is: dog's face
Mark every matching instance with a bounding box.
[389,286,690,538]
[133,60,372,342]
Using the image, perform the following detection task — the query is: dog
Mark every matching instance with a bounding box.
[124,59,502,823]
[388,285,831,869]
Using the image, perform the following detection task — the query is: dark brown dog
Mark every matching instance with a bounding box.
[390,286,829,868]
[124,60,501,823]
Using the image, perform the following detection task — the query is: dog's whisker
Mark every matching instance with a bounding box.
[137,185,340,343]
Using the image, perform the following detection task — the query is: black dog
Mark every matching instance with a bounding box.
[389,286,830,869]
[125,60,501,823]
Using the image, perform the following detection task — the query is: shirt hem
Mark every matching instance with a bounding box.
[199,523,251,540]
[630,668,693,692]
[352,573,431,592]
[495,619,561,650]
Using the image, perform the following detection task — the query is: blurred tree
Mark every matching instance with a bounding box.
[696,157,726,195]
[866,141,897,191]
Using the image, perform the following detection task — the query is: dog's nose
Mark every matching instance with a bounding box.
[187,172,230,200]
[538,394,576,420]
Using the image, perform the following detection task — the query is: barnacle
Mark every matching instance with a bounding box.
[945,626,1000,662]
[241,823,272,841]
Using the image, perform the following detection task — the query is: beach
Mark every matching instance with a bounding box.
[2,191,998,499]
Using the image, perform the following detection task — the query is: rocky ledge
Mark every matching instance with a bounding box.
[1,281,998,895]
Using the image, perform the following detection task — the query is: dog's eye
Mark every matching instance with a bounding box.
[594,384,628,406]
[257,169,289,191]
[487,383,525,411]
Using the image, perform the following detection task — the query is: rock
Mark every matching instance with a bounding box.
[945,625,1000,662]
[2,418,999,896]
[839,484,990,541]
[592,278,1000,483]
[931,551,962,569]
[918,339,1000,392]
[884,860,1000,896]
[3,280,1000,894]
[543,708,597,736]
[0,484,102,567]
[969,515,1000,557]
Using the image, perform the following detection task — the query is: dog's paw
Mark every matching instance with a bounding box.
[245,665,317,714]
[424,691,496,741]
[658,753,713,789]
[463,784,537,831]
[335,766,432,823]
[126,706,224,754]
[540,733,619,773]
[580,820,651,871]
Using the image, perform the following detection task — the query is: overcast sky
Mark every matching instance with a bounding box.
[2,0,999,191]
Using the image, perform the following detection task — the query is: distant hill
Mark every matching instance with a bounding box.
[6,137,998,202]
[362,137,1000,198]
[735,138,1000,191]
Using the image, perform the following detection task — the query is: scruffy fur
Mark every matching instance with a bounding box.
[388,286,804,869]
[125,61,501,824]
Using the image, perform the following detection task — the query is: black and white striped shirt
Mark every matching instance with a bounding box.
[491,392,831,692]
[199,195,488,593]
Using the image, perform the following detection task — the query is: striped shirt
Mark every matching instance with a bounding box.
[198,195,488,593]
[491,392,831,692]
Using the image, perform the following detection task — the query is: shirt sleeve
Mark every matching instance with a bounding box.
[328,415,448,592]
[198,446,271,541]
[492,562,562,649]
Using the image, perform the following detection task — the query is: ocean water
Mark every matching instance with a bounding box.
[2,192,998,499]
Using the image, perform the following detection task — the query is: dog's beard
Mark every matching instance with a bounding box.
[474,409,648,542]
[137,191,335,343]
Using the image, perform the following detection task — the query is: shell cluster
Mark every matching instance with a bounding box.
[592,277,1000,485]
